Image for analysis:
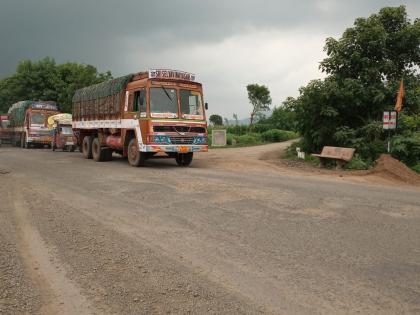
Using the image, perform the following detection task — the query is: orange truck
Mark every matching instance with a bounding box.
[7,101,60,148]
[72,69,208,166]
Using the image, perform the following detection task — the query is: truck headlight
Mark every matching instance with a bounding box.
[153,135,171,144]
[193,136,207,144]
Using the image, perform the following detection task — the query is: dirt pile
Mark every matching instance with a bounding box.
[370,154,420,185]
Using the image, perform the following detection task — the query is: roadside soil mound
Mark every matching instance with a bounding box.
[369,154,420,185]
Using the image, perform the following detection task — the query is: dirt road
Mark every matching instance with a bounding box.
[1,144,420,314]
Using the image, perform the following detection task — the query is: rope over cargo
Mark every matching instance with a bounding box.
[72,74,133,103]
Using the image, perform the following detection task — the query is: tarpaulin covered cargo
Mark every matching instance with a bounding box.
[8,101,33,128]
[47,113,72,129]
[8,101,59,128]
[72,74,133,119]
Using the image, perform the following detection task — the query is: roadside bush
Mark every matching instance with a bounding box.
[226,133,235,145]
[251,123,273,133]
[411,164,420,174]
[351,138,385,163]
[345,155,370,170]
[391,132,420,167]
[235,133,262,146]
[226,125,249,135]
[261,129,298,142]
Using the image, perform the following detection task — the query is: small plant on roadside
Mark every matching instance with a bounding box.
[411,164,420,174]
[235,133,262,146]
[261,129,298,142]
[345,155,370,170]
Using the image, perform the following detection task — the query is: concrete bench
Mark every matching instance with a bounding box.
[312,146,355,170]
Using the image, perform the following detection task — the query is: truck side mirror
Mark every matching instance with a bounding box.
[205,102,208,110]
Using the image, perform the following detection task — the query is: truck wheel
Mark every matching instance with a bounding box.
[21,134,29,149]
[70,145,75,152]
[92,137,105,162]
[175,153,193,166]
[128,138,146,167]
[82,136,93,159]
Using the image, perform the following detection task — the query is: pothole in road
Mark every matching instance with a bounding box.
[0,169,10,175]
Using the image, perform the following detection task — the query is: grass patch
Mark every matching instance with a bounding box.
[209,128,299,148]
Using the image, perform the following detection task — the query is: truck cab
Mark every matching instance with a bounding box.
[23,103,60,148]
[124,71,208,164]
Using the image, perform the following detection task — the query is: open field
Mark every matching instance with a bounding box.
[1,143,420,314]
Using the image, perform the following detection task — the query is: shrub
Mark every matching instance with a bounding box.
[261,129,298,142]
[391,132,420,166]
[226,133,235,145]
[226,125,249,135]
[411,164,420,174]
[236,133,262,146]
[345,155,370,170]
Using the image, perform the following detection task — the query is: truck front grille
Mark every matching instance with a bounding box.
[169,136,194,145]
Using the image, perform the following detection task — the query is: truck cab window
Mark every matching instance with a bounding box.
[134,89,146,115]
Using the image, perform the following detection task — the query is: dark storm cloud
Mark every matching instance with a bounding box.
[1,0,419,117]
[1,0,418,77]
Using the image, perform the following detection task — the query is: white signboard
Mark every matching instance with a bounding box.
[148,69,196,82]
[383,110,397,130]
[212,130,227,147]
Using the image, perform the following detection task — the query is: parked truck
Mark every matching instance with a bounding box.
[7,101,60,148]
[0,114,10,146]
[72,69,208,166]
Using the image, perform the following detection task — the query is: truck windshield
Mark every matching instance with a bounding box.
[150,87,178,118]
[30,113,45,125]
[180,90,204,119]
[60,126,73,135]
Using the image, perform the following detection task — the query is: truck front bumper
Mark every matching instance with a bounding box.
[142,145,208,153]
[27,136,52,144]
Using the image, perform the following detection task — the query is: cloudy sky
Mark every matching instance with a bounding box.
[0,1,419,118]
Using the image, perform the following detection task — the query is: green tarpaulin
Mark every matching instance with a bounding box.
[72,74,133,103]
[8,101,33,127]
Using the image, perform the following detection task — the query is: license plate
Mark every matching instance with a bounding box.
[178,146,189,153]
[66,142,74,146]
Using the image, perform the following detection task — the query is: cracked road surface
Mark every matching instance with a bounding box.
[1,144,420,314]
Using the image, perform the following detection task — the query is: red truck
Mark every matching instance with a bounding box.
[72,69,208,166]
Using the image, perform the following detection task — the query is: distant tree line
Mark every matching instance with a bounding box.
[0,57,112,114]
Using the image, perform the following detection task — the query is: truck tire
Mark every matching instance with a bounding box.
[175,153,193,166]
[92,137,105,162]
[21,134,29,149]
[128,138,146,167]
[82,136,93,159]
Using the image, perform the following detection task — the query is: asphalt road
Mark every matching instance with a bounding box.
[0,145,420,315]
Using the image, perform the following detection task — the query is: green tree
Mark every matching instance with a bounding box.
[260,97,297,131]
[290,5,420,158]
[246,84,272,126]
[233,113,239,126]
[0,57,112,114]
[209,114,223,126]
